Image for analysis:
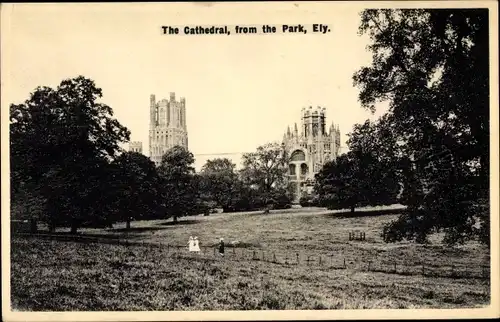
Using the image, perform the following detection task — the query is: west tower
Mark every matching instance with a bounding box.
[149,93,189,166]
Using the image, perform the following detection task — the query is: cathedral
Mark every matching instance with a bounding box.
[149,93,189,166]
[282,106,341,203]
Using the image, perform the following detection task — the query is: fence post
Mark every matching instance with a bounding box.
[296,253,299,264]
[319,256,322,265]
[393,262,397,273]
[367,261,372,271]
[348,232,352,241]
[343,258,346,269]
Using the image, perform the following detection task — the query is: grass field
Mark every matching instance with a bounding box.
[10,206,491,311]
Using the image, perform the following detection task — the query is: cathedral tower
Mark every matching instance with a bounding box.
[282,106,341,203]
[149,93,189,166]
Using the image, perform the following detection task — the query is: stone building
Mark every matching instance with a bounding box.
[149,92,189,166]
[128,141,143,154]
[282,106,341,203]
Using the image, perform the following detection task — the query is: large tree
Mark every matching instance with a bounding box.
[157,146,199,222]
[240,142,293,210]
[111,151,161,229]
[10,76,130,233]
[353,9,489,245]
[315,152,399,213]
[240,143,289,194]
[315,116,400,212]
[199,158,239,211]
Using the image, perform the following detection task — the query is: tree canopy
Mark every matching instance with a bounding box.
[199,158,239,211]
[111,151,162,229]
[157,145,199,222]
[10,76,130,233]
[240,142,293,209]
[352,9,489,245]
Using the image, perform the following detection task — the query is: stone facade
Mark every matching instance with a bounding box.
[149,93,188,166]
[282,106,341,203]
[128,141,143,154]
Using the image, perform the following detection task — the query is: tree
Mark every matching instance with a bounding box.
[353,9,489,245]
[240,142,291,209]
[111,152,161,229]
[10,76,130,233]
[199,158,239,211]
[157,146,199,222]
[315,152,394,212]
[315,117,400,213]
[348,117,401,205]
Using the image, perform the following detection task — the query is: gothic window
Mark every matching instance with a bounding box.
[301,163,308,175]
[289,164,296,175]
[159,108,165,124]
[312,123,318,137]
[291,150,306,162]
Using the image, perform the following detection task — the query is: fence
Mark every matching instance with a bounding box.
[12,233,491,281]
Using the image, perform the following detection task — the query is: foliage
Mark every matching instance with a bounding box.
[110,152,162,228]
[353,9,489,245]
[240,142,292,210]
[314,127,400,213]
[240,142,289,194]
[299,191,320,207]
[10,76,130,233]
[157,146,200,222]
[199,158,240,210]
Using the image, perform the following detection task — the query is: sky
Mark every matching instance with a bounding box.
[2,2,389,171]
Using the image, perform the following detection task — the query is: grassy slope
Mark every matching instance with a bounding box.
[11,207,491,310]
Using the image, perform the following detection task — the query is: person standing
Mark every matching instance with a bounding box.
[218,238,225,257]
[188,236,195,252]
[193,236,201,254]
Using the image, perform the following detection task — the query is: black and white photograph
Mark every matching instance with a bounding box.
[1,1,498,321]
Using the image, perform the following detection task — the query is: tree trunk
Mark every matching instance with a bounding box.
[70,221,78,234]
[126,219,131,230]
[173,215,178,223]
[30,219,37,233]
[49,221,56,233]
[350,206,355,213]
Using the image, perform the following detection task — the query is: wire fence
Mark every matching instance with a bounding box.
[12,233,491,281]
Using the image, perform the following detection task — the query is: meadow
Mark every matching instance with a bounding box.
[11,206,491,311]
